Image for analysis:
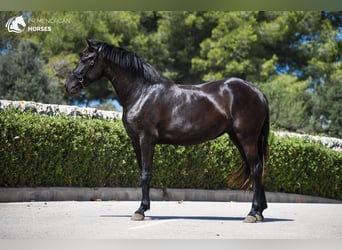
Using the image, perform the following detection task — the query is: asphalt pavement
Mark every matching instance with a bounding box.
[0,201,341,239]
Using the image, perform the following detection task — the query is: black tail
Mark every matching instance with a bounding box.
[228,96,270,190]
[259,96,270,173]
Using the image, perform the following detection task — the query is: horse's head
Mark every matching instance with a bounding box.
[65,39,105,94]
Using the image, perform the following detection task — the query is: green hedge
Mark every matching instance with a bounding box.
[0,110,341,199]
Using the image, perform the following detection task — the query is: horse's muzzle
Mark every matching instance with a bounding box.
[64,75,79,94]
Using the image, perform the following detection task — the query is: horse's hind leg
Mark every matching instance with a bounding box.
[243,142,267,222]
[232,133,267,223]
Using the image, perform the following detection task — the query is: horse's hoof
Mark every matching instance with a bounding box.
[131,213,145,221]
[244,215,257,223]
[256,214,264,222]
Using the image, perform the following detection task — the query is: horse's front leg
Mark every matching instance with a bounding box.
[131,138,155,221]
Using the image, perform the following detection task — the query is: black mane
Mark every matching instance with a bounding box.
[100,42,161,83]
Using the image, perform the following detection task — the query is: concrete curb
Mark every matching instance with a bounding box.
[0,187,340,203]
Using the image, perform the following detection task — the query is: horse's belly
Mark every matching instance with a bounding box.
[158,134,224,145]
[157,119,228,145]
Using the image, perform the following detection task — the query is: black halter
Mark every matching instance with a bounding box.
[72,46,102,88]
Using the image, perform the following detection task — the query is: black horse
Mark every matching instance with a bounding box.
[65,39,270,223]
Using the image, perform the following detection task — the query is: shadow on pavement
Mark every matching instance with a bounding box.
[101,215,294,223]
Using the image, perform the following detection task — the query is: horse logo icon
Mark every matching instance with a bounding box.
[6,15,26,33]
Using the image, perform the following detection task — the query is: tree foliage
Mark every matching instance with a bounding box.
[1,11,341,137]
[0,40,64,104]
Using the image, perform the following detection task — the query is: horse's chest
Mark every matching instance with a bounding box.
[123,108,158,135]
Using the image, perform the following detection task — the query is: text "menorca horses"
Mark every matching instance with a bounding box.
[65,39,270,223]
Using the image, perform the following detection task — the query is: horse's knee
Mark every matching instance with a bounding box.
[140,170,152,184]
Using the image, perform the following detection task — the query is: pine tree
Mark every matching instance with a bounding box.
[0,40,64,104]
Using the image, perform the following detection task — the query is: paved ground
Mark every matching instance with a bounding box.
[0,201,341,239]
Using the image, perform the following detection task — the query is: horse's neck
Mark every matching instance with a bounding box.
[105,62,174,109]
[107,67,144,107]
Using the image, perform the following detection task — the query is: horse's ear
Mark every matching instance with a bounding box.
[86,39,99,49]
[86,38,94,48]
